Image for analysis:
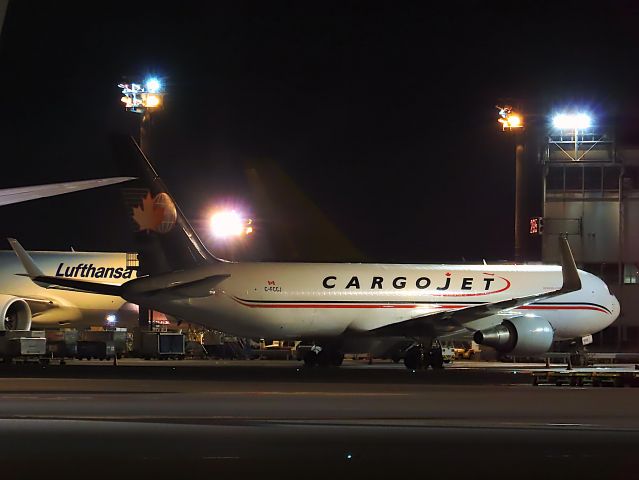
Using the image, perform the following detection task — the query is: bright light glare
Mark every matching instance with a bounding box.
[552,113,592,129]
[146,78,161,93]
[146,94,161,108]
[507,114,522,127]
[210,210,246,239]
[106,314,117,323]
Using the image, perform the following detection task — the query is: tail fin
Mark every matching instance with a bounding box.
[112,135,223,275]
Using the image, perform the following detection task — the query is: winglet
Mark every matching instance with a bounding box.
[559,234,581,293]
[8,238,44,278]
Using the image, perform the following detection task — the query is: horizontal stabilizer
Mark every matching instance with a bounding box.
[9,238,122,295]
[125,273,231,298]
[10,238,230,298]
[27,275,122,296]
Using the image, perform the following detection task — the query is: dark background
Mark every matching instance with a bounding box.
[0,1,638,262]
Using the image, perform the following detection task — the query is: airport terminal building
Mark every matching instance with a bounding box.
[535,119,639,349]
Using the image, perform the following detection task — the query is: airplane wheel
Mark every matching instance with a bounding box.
[403,346,426,370]
[316,349,335,367]
[331,351,344,366]
[430,350,444,369]
[430,356,444,369]
[303,351,319,368]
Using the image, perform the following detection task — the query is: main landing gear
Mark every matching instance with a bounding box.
[403,340,444,370]
[302,345,344,368]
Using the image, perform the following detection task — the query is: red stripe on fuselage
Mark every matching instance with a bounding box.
[518,305,609,314]
[231,298,609,314]
[233,299,419,309]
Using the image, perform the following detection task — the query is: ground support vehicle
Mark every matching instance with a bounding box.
[0,330,46,363]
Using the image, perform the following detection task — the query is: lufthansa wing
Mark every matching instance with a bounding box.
[0,177,135,206]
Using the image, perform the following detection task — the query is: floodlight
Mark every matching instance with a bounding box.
[145,94,162,108]
[552,113,592,130]
[496,105,524,131]
[210,210,252,239]
[507,114,522,128]
[106,314,117,324]
[146,77,161,93]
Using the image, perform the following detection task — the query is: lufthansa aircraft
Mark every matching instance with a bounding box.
[11,139,620,369]
[0,249,137,330]
[0,175,137,331]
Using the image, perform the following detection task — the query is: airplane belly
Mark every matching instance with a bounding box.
[147,295,353,339]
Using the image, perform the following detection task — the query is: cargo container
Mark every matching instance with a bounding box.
[76,340,116,360]
[45,329,79,359]
[79,328,127,356]
[140,332,185,359]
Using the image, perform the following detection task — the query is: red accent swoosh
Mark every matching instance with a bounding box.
[432,275,511,297]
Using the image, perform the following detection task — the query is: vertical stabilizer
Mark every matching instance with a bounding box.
[112,135,222,275]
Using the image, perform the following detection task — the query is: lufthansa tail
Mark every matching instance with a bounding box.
[112,136,224,275]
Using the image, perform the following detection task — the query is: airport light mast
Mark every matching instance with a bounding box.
[497,105,525,261]
[118,76,165,331]
[119,77,165,155]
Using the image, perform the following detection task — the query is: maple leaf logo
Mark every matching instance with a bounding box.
[132,193,165,232]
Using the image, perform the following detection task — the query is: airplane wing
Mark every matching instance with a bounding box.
[4,295,57,315]
[0,177,135,206]
[368,235,581,338]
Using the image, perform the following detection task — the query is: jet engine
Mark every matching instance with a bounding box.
[0,295,32,331]
[473,317,553,355]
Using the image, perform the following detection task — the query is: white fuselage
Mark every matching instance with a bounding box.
[0,251,136,328]
[131,262,620,341]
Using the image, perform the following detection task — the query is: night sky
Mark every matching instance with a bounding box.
[0,2,638,263]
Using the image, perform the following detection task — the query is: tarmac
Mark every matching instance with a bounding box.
[0,359,638,479]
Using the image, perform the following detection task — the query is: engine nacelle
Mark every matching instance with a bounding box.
[0,295,32,331]
[473,317,554,355]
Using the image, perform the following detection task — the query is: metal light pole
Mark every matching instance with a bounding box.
[514,141,525,260]
[0,0,8,40]
[497,106,525,260]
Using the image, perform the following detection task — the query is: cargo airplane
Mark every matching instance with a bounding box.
[10,139,620,369]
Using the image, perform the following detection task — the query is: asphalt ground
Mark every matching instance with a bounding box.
[0,359,638,479]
